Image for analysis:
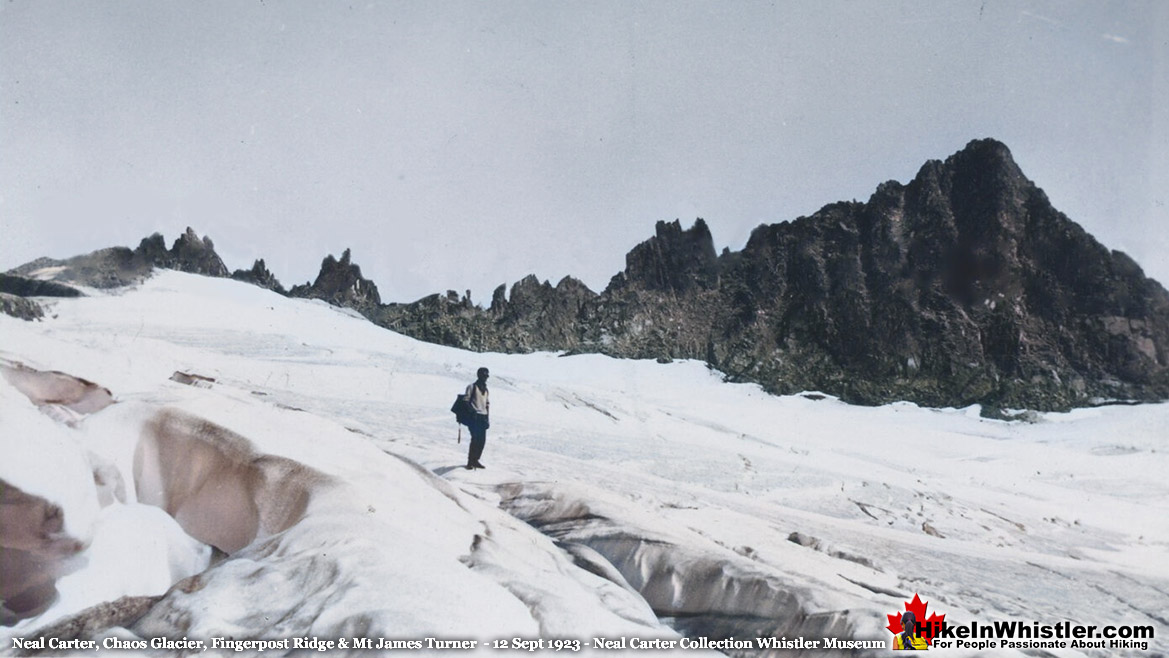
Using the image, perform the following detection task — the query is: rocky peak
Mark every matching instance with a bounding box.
[231,259,286,294]
[555,275,594,299]
[944,138,1025,186]
[613,218,719,293]
[134,233,170,263]
[507,275,549,308]
[440,289,474,309]
[708,139,1169,410]
[289,248,381,311]
[490,284,509,314]
[496,275,595,319]
[6,229,230,290]
[132,227,230,278]
[168,227,231,277]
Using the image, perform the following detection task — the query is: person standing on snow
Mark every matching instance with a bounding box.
[463,367,490,469]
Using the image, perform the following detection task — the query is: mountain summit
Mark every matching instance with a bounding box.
[375,139,1169,412]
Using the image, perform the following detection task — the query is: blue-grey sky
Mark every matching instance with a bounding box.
[2,1,1166,303]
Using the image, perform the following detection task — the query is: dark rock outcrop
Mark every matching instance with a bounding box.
[0,274,82,298]
[138,228,230,278]
[0,294,44,321]
[173,229,228,276]
[611,218,719,293]
[7,247,155,289]
[231,259,286,294]
[371,274,601,352]
[0,273,78,319]
[493,275,598,351]
[289,249,381,314]
[375,290,493,351]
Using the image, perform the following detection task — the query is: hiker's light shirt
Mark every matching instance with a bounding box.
[465,383,489,415]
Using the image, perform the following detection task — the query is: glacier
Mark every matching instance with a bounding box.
[1,271,1166,657]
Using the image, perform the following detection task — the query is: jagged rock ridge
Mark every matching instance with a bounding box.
[288,249,380,313]
[6,140,1167,412]
[372,139,1169,412]
[0,274,83,299]
[231,259,285,294]
[6,228,232,290]
[137,228,231,279]
[0,294,45,321]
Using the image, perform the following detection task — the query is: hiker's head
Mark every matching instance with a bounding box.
[901,611,917,635]
[477,367,489,381]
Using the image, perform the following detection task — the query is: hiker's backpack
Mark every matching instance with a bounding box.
[451,394,474,427]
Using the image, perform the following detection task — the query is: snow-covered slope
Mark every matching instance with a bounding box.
[2,271,1166,657]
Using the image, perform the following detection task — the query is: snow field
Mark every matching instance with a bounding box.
[1,270,1166,656]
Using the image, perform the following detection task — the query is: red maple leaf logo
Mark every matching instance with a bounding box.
[886,593,946,645]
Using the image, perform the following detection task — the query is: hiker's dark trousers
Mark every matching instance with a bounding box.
[468,415,488,464]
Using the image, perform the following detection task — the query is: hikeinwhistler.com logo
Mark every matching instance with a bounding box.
[886,593,1155,651]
